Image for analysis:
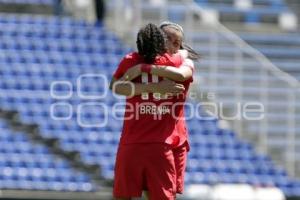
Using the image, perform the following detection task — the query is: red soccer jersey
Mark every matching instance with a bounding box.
[113,52,193,147]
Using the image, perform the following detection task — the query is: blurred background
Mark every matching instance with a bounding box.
[0,0,299,199]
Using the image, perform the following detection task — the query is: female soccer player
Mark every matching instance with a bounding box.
[110,23,199,200]
[118,21,200,198]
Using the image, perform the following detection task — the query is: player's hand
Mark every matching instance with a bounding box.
[120,64,143,81]
[154,79,185,95]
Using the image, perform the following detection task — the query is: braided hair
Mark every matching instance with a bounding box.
[136,23,166,64]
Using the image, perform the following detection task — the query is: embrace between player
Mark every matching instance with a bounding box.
[109,22,200,200]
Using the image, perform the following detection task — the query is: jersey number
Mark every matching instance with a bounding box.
[141,73,167,100]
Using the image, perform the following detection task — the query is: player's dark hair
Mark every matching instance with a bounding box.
[136,23,166,64]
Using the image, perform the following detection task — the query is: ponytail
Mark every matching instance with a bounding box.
[181,42,201,61]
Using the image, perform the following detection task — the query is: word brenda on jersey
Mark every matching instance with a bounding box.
[111,101,264,121]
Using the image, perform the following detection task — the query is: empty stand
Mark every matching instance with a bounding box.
[0,119,95,191]
[194,0,291,24]
[0,0,53,5]
[240,33,300,79]
[0,12,299,198]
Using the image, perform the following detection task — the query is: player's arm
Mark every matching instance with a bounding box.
[150,59,193,82]
[109,78,185,97]
[120,58,194,82]
[109,77,154,96]
[109,54,154,96]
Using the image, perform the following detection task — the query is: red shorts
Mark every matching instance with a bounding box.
[113,143,177,200]
[113,142,189,199]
